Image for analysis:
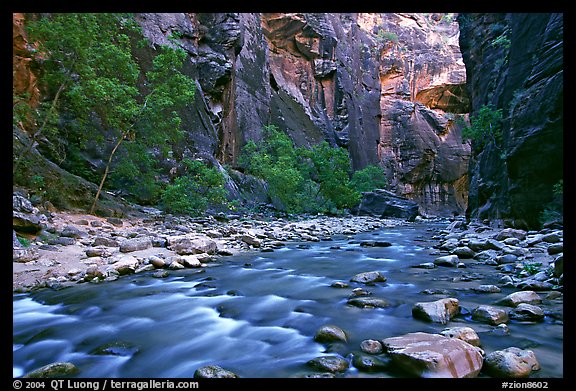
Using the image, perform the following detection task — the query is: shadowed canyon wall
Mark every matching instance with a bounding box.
[458,13,563,228]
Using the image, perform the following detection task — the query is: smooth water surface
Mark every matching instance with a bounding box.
[13,222,563,378]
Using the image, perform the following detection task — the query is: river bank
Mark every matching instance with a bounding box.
[13,198,405,292]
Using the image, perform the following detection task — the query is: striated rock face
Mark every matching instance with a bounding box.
[14,13,471,216]
[261,13,471,216]
[458,13,563,228]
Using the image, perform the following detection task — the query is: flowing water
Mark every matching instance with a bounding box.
[13,221,563,378]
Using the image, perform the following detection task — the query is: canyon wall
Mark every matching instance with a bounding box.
[458,13,563,228]
[13,13,472,216]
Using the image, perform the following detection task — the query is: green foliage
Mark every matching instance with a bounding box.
[21,13,197,212]
[160,159,228,216]
[491,34,511,49]
[462,104,503,151]
[520,262,542,276]
[240,125,371,214]
[350,165,387,193]
[539,179,563,227]
[375,30,399,45]
[17,237,31,248]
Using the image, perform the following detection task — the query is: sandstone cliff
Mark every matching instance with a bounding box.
[458,13,563,228]
[13,13,472,216]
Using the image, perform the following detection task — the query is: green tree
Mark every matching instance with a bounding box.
[18,14,196,214]
[240,126,363,213]
[350,165,387,193]
[462,104,503,152]
[301,141,360,210]
[160,159,228,216]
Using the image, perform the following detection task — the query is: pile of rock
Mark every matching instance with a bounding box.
[12,191,403,292]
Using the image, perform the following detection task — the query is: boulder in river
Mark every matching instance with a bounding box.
[508,303,545,322]
[494,291,542,307]
[471,305,509,325]
[350,271,387,284]
[434,254,459,267]
[306,355,349,373]
[381,332,483,378]
[483,347,540,378]
[412,298,460,325]
[347,296,390,308]
[353,189,419,221]
[314,325,348,344]
[440,326,481,347]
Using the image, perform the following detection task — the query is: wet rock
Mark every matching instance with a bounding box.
[412,298,460,324]
[350,271,387,284]
[508,303,545,322]
[120,236,152,253]
[382,332,483,378]
[351,352,391,372]
[330,281,349,288]
[314,324,348,344]
[193,365,239,378]
[91,341,139,356]
[440,326,481,347]
[412,262,437,269]
[347,296,390,308]
[23,362,79,378]
[360,240,392,247]
[471,305,509,325]
[495,291,542,307]
[360,339,383,354]
[434,254,459,267]
[483,347,540,378]
[473,284,501,293]
[306,355,349,373]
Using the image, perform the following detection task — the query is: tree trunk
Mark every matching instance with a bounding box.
[89,132,125,215]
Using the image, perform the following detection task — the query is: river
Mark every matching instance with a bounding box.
[13,221,563,378]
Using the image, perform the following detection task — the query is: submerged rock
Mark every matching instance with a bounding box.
[193,365,239,378]
[23,362,79,378]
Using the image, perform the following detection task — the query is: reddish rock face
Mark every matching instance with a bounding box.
[14,13,472,216]
[13,13,40,128]
[382,332,483,378]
